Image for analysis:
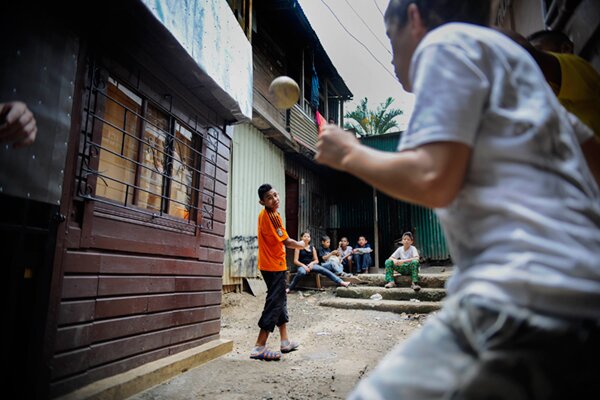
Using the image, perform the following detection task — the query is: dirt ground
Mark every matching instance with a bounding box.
[131,288,432,400]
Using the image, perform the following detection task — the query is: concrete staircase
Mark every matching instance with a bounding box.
[319,267,452,314]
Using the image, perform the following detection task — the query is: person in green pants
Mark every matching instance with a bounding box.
[384,232,421,291]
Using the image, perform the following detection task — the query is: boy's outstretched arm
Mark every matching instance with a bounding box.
[315,125,471,208]
[284,238,306,249]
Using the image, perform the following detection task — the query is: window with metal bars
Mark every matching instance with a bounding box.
[77,62,218,232]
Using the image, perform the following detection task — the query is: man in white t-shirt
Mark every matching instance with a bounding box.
[315,0,600,398]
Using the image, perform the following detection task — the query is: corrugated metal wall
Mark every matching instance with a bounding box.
[410,204,450,260]
[361,132,451,262]
[361,132,401,152]
[332,178,374,253]
[323,171,376,262]
[377,191,412,260]
[285,155,333,242]
[284,155,376,272]
[224,123,286,285]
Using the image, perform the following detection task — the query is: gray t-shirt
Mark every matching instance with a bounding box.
[398,23,600,319]
[391,245,419,260]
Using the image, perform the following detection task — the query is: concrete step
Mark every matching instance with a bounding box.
[319,297,442,314]
[336,286,446,302]
[288,272,367,290]
[352,273,451,288]
[288,271,452,290]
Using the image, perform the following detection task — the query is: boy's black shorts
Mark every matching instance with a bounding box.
[258,270,289,332]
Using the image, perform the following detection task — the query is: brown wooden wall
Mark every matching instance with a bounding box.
[253,48,288,133]
[47,52,232,397]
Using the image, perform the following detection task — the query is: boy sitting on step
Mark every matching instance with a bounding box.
[384,232,421,291]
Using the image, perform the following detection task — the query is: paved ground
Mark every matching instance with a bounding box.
[129,288,433,399]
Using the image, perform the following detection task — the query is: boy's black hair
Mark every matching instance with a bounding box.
[340,236,349,242]
[402,231,414,240]
[384,0,491,30]
[258,183,272,201]
[301,229,311,237]
[321,235,331,242]
[358,235,367,240]
[527,30,572,47]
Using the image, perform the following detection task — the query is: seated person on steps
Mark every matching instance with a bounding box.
[384,232,421,291]
[318,235,352,277]
[352,235,373,274]
[337,237,354,274]
[287,230,350,292]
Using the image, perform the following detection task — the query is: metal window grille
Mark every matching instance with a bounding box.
[77,61,218,232]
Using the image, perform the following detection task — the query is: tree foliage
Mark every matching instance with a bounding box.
[343,97,403,136]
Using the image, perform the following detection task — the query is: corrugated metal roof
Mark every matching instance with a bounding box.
[360,131,450,261]
[360,131,402,152]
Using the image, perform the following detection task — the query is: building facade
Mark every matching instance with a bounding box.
[223,0,353,290]
[1,1,251,397]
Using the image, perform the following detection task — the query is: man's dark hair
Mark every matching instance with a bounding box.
[384,0,491,30]
[402,231,414,240]
[258,183,272,200]
[527,30,572,47]
[321,235,331,242]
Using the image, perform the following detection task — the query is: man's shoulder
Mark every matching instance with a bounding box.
[553,52,600,77]
[419,23,511,57]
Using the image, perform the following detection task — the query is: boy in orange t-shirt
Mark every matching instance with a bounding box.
[250,184,305,361]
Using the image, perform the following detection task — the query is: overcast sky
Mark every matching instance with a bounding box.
[297,0,414,129]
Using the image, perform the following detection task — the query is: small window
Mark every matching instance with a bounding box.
[168,122,196,219]
[79,67,214,231]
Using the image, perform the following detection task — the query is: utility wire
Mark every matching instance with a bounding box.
[344,0,391,55]
[318,0,396,80]
[373,0,385,17]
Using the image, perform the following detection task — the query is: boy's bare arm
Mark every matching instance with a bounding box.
[284,238,305,250]
[316,126,471,208]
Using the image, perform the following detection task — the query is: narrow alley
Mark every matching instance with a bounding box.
[130,286,431,400]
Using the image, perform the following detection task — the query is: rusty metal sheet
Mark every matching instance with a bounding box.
[0,30,78,205]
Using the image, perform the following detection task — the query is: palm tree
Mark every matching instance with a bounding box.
[344,97,403,136]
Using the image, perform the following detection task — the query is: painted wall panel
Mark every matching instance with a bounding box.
[224,124,285,281]
[360,133,450,262]
[141,0,253,119]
